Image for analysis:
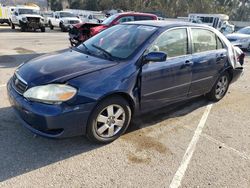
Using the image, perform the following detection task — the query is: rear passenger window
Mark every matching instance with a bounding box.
[148,28,188,58]
[191,29,217,53]
[135,16,154,21]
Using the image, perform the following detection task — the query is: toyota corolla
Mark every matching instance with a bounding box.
[7,21,243,143]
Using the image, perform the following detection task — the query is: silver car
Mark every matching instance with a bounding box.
[226,26,250,51]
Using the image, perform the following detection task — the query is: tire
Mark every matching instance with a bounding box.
[87,96,132,143]
[41,27,45,32]
[206,72,230,101]
[49,21,54,30]
[60,23,66,32]
[11,22,15,29]
[20,25,26,32]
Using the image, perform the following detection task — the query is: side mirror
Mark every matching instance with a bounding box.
[55,15,59,19]
[14,12,18,16]
[143,52,167,63]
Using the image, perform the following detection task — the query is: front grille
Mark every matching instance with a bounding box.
[12,73,28,95]
[69,26,79,35]
[27,17,40,23]
[69,20,79,24]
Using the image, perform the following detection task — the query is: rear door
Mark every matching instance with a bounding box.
[140,28,193,110]
[189,28,227,96]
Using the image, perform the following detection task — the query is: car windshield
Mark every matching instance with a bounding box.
[77,24,157,60]
[60,12,75,18]
[237,27,250,35]
[102,14,119,25]
[19,9,39,15]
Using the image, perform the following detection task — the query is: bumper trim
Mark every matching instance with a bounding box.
[13,108,65,138]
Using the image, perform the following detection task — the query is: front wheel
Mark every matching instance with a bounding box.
[206,73,230,101]
[49,21,54,30]
[87,96,132,143]
[20,25,26,32]
[40,26,45,32]
[11,22,15,29]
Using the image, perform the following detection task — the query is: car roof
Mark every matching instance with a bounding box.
[124,20,213,29]
[116,12,157,17]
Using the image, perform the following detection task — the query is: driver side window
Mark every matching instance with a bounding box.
[148,28,188,58]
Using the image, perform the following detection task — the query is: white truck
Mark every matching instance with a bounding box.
[10,5,46,32]
[48,11,81,32]
[64,9,106,23]
[188,14,235,34]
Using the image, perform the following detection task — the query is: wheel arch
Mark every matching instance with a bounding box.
[97,92,136,115]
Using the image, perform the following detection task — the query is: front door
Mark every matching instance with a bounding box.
[140,28,192,111]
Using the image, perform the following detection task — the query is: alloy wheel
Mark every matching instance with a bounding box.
[95,104,126,138]
[215,75,228,99]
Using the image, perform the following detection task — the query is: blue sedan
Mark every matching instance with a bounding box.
[7,21,243,143]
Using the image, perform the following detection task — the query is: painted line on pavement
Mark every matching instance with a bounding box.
[183,122,250,161]
[169,104,213,188]
[203,133,250,160]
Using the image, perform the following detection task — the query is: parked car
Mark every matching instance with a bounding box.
[226,26,250,51]
[10,6,45,32]
[41,11,53,27]
[48,11,81,32]
[64,9,106,23]
[68,12,157,46]
[7,21,243,143]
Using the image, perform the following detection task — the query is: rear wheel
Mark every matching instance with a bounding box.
[87,96,132,143]
[206,73,230,101]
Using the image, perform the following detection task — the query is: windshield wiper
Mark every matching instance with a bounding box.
[72,43,92,55]
[91,44,115,61]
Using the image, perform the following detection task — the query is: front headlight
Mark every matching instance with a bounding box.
[239,38,249,43]
[22,17,27,22]
[23,84,77,104]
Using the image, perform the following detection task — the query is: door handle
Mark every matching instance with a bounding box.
[184,60,193,66]
[216,53,226,62]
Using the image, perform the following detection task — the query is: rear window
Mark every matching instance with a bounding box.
[135,15,155,21]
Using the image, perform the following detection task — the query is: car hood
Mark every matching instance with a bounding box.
[17,49,118,87]
[226,33,250,40]
[20,14,42,18]
[61,17,80,21]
